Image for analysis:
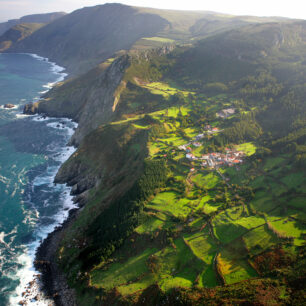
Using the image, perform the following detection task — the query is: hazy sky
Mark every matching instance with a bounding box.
[0,0,305,22]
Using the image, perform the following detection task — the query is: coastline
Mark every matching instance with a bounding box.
[28,55,78,306]
[34,208,78,306]
[7,53,79,306]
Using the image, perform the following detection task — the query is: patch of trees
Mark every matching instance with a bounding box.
[203,82,228,95]
[78,160,168,270]
[219,117,262,144]
[233,70,283,101]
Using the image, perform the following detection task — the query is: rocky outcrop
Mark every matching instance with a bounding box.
[23,54,130,145]
[70,55,130,145]
[3,103,15,108]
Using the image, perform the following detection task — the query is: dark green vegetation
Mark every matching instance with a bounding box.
[19,5,306,305]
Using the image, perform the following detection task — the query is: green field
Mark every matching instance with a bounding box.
[90,248,157,290]
[135,215,165,234]
[268,218,306,246]
[146,191,198,218]
[235,142,256,156]
[184,230,217,264]
[243,225,280,255]
[213,208,265,244]
[218,249,258,284]
[154,238,203,291]
[142,36,176,43]
[191,172,220,189]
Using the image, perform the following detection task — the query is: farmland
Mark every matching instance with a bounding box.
[85,79,305,301]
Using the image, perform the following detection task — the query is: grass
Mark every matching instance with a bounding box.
[148,141,168,157]
[235,142,256,156]
[199,264,218,288]
[184,230,217,264]
[184,127,198,138]
[155,238,203,291]
[146,191,197,218]
[141,81,193,99]
[195,195,211,211]
[117,274,155,295]
[218,250,258,285]
[142,36,175,43]
[158,134,186,146]
[269,218,306,246]
[213,208,265,244]
[191,172,220,189]
[90,248,157,290]
[203,201,223,214]
[135,215,165,234]
[243,225,280,255]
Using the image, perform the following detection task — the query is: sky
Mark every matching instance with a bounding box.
[0,0,305,22]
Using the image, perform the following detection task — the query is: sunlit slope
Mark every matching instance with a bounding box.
[25,20,306,305]
[0,23,45,51]
[5,4,289,75]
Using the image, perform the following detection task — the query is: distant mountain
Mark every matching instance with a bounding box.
[0,23,45,51]
[7,4,170,75]
[4,4,287,75]
[0,12,66,36]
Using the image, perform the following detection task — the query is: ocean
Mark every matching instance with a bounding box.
[0,53,77,305]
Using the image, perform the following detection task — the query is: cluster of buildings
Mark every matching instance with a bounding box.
[203,124,220,134]
[200,148,245,168]
[175,109,245,169]
[178,137,245,169]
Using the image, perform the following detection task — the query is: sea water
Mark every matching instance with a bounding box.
[0,53,77,305]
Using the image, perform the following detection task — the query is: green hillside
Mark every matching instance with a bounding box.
[26,18,306,305]
[3,4,287,75]
[0,12,66,35]
[0,23,45,51]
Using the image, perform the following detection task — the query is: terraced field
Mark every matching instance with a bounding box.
[70,73,305,303]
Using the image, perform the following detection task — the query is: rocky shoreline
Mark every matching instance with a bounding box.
[34,208,79,306]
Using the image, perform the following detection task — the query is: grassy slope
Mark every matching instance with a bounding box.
[0,23,45,51]
[46,20,306,305]
[4,4,287,74]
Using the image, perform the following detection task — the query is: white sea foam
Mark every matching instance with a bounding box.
[16,113,35,119]
[10,146,77,306]
[9,53,77,306]
[28,53,68,85]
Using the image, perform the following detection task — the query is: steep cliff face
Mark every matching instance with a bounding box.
[70,55,130,145]
[0,23,44,51]
[0,12,66,36]
[24,55,131,145]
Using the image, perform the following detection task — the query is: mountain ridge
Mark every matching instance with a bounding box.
[2,3,292,75]
[0,12,66,35]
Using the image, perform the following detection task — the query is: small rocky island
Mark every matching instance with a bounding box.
[3,103,15,109]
